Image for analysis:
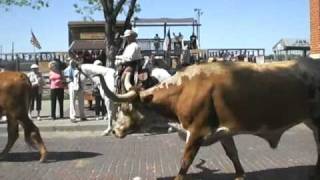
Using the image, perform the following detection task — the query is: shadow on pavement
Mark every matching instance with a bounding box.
[157,159,315,180]
[2,151,102,163]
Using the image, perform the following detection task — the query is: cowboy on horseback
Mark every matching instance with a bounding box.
[115,29,143,93]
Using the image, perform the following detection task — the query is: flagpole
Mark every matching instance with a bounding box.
[33,45,37,64]
[12,42,18,71]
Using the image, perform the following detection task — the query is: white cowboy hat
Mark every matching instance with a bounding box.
[93,60,103,66]
[120,29,138,38]
[30,64,39,69]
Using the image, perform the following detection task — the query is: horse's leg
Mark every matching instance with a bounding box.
[0,113,19,160]
[220,137,245,180]
[101,96,112,136]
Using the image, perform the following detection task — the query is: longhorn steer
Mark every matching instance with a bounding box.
[99,58,320,180]
[78,63,171,135]
[0,72,47,162]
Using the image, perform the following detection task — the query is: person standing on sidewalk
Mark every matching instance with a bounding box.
[27,64,45,121]
[49,61,65,120]
[64,59,86,123]
[92,60,107,121]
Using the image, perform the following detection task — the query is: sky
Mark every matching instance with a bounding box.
[0,0,310,55]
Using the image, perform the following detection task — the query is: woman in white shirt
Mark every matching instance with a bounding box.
[27,64,45,121]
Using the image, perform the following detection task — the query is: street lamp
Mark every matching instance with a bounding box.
[194,8,203,48]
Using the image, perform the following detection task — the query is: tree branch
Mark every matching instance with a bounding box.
[106,0,113,12]
[100,0,111,20]
[113,0,126,18]
[123,0,137,30]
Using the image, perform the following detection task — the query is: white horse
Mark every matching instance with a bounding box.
[79,63,172,136]
[79,64,117,136]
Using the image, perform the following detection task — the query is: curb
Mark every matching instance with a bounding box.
[0,120,108,133]
[0,120,172,134]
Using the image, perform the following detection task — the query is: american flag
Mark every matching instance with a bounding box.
[30,31,42,49]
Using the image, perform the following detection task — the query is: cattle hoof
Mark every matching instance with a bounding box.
[101,129,112,136]
[39,157,46,163]
[174,175,185,180]
[235,176,245,180]
[174,175,192,180]
[39,151,48,163]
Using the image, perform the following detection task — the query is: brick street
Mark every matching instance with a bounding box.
[0,124,317,180]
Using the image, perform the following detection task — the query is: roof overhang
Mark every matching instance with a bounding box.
[69,40,105,51]
[133,17,200,27]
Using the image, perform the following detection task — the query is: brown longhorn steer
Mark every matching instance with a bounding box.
[0,72,47,162]
[99,58,320,180]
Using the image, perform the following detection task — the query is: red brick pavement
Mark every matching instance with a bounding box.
[0,124,317,180]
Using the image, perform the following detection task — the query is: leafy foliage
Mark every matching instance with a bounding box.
[73,0,140,21]
[73,0,102,21]
[0,0,49,11]
[0,0,140,65]
[0,0,139,21]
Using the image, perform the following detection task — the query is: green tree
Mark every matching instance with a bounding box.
[0,0,140,67]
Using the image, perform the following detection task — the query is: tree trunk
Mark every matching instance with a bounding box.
[105,18,117,67]
[102,0,138,68]
[124,0,137,29]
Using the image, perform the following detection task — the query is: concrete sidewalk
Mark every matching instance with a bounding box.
[0,118,109,133]
[0,100,110,133]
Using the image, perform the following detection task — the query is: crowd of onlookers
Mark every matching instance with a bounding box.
[26,58,106,123]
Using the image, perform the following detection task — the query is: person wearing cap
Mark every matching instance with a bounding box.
[115,29,143,91]
[27,64,45,121]
[64,58,86,123]
[115,29,142,66]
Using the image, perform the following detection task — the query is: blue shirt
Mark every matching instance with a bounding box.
[64,66,75,82]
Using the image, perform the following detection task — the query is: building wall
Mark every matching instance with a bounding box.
[310,0,320,58]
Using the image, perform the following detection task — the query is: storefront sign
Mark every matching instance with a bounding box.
[80,32,105,40]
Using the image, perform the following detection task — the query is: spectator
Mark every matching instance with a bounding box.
[173,32,182,55]
[190,33,198,49]
[93,87,106,120]
[64,59,86,123]
[48,61,65,120]
[153,34,161,53]
[27,64,45,121]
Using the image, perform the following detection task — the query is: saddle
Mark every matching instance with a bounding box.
[116,60,159,93]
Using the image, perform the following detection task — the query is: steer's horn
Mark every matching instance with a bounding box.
[124,71,133,92]
[97,74,137,102]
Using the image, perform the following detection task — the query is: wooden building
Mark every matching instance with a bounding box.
[68,21,125,65]
[273,38,310,60]
[310,0,320,58]
[68,18,200,64]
